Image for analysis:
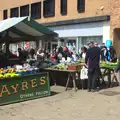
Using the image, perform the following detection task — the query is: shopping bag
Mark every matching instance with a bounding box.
[80,66,88,79]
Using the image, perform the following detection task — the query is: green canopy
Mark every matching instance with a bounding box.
[0,17,57,39]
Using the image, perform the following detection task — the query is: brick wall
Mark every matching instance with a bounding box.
[110,0,120,37]
[110,0,120,54]
[0,0,110,23]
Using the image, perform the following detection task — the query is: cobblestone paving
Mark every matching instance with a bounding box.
[1,86,120,120]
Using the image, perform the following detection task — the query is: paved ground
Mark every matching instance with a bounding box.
[1,86,120,120]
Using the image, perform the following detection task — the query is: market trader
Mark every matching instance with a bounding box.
[85,41,101,92]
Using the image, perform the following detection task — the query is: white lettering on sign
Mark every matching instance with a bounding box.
[36,91,49,96]
[20,91,49,99]
[20,93,34,99]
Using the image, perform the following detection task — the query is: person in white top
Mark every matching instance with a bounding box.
[80,46,87,60]
[37,48,45,61]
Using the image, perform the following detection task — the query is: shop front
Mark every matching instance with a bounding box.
[45,16,110,53]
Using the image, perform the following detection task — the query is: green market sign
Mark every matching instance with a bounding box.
[0,72,50,105]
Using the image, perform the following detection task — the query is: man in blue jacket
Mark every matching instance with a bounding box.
[85,41,101,92]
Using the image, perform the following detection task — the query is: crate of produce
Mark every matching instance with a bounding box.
[68,63,84,70]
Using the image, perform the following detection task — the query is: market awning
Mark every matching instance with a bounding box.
[0,17,58,38]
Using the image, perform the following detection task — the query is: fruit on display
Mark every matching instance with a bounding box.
[108,62,118,66]
[0,69,7,74]
[78,58,82,62]
[50,61,83,70]
[0,67,21,79]
[0,64,39,79]
[71,62,81,66]
[49,57,84,70]
[8,68,16,73]
[51,63,68,70]
[100,61,106,66]
[0,74,4,78]
[4,73,20,78]
[100,61,118,69]
[57,63,68,70]
[49,59,119,70]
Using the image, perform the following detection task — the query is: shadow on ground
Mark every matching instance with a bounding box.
[50,91,60,96]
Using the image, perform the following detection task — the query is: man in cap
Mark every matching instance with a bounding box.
[94,43,98,47]
[85,41,101,92]
[88,41,95,48]
[85,42,90,49]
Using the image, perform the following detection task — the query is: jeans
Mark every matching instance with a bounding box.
[88,67,100,90]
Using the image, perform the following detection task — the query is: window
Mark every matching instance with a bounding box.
[3,10,7,19]
[60,0,67,15]
[20,5,29,17]
[10,7,19,17]
[77,0,85,12]
[31,2,41,19]
[81,36,102,47]
[43,0,55,17]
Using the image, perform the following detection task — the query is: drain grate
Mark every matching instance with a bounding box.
[99,91,120,96]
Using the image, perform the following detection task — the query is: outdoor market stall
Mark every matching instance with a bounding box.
[44,68,80,91]
[100,61,119,87]
[0,17,58,105]
[43,60,85,91]
[43,60,120,91]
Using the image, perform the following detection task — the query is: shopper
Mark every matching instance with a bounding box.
[29,48,36,59]
[51,48,57,61]
[109,46,117,62]
[37,48,45,62]
[22,48,29,60]
[94,43,98,47]
[85,41,101,92]
[80,46,87,59]
[18,48,25,61]
[105,41,117,62]
[85,42,90,49]
[63,47,71,60]
[100,43,107,61]
[56,46,64,63]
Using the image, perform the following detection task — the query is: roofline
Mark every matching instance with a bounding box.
[23,17,58,36]
[43,15,110,27]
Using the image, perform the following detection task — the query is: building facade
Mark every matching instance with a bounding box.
[0,0,110,52]
[110,0,120,54]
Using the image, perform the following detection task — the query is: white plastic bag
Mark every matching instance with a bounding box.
[80,66,88,79]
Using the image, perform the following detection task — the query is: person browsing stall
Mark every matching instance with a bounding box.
[94,43,98,47]
[85,41,101,92]
[100,43,107,61]
[80,46,87,60]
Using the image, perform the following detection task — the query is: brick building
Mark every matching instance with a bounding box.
[110,0,120,54]
[0,0,110,52]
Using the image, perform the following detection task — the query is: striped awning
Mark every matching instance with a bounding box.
[0,17,57,38]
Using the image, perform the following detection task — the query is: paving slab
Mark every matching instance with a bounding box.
[0,86,120,120]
